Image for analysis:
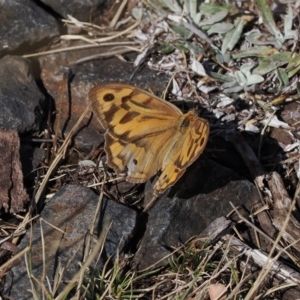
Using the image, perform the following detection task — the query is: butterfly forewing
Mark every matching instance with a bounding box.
[89,84,182,141]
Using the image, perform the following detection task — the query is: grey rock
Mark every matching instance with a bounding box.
[5,185,137,299]
[40,0,106,20]
[0,56,46,133]
[134,157,261,270]
[0,0,59,55]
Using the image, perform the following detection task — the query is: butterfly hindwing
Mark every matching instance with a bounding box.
[155,111,209,193]
[105,129,174,183]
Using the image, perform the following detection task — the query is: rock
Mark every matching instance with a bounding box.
[20,145,47,184]
[39,54,170,152]
[40,0,106,20]
[0,128,28,213]
[5,185,137,299]
[133,157,261,270]
[0,0,59,55]
[0,55,47,133]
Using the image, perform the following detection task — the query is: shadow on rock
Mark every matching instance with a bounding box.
[133,157,261,270]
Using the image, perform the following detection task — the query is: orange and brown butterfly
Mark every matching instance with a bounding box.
[88,83,210,196]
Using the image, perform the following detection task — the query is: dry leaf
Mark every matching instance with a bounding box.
[208,283,227,300]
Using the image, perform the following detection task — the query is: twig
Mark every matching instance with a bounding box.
[75,174,107,298]
[244,195,298,300]
[52,68,69,162]
[228,132,276,239]
[258,111,275,160]
[73,46,142,65]
[60,13,141,44]
[109,0,128,28]
[229,132,266,193]
[35,105,91,204]
[55,221,112,300]
[14,106,91,243]
[23,42,140,58]
[229,202,292,259]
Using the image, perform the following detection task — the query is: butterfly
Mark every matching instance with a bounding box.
[88,83,209,196]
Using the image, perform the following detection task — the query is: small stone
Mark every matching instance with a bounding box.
[0,56,46,133]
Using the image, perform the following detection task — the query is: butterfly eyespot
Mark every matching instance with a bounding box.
[133,159,138,165]
[103,93,115,101]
